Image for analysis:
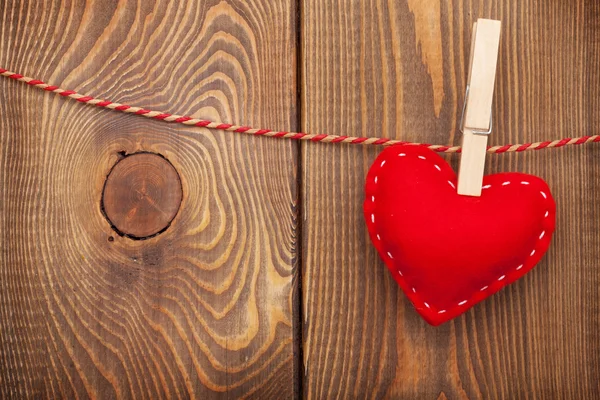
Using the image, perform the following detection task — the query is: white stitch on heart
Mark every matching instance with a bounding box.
[502,181,511,186]
[381,160,386,167]
[448,181,456,189]
[498,275,506,281]
[458,300,467,306]
[418,155,426,160]
[434,164,441,171]
[483,184,492,189]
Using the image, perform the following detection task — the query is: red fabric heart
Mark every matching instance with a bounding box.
[364,145,556,326]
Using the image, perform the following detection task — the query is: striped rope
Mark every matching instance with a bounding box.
[2,67,599,153]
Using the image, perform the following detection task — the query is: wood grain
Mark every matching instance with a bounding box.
[102,152,183,239]
[0,0,298,398]
[301,0,600,398]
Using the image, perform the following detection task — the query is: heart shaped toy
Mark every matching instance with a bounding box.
[364,145,556,325]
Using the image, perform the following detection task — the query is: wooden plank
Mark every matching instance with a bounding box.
[0,1,298,398]
[301,0,600,398]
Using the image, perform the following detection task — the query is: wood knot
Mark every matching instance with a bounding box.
[102,152,182,239]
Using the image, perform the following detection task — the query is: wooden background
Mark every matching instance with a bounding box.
[1,0,599,398]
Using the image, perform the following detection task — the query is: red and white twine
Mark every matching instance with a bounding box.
[2,67,599,154]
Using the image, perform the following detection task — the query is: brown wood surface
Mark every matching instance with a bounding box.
[301,0,600,399]
[102,152,183,239]
[0,0,298,398]
[2,0,600,399]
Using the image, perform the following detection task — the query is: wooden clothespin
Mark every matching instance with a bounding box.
[457,19,502,196]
